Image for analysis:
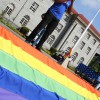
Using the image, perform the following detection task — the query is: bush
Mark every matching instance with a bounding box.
[41,47,51,55]
[67,65,75,72]
[50,47,57,54]
[19,26,30,35]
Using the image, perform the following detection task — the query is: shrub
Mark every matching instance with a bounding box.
[50,47,57,54]
[41,47,51,55]
[19,26,30,35]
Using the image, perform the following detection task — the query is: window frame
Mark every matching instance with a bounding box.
[71,52,78,62]
[20,15,30,26]
[30,1,39,13]
[79,41,85,50]
[85,33,91,40]
[56,23,63,33]
[46,35,55,45]
[72,36,79,44]
[85,47,91,55]
[91,39,96,45]
[4,6,13,16]
[77,57,84,64]
[78,27,84,35]
[63,14,69,22]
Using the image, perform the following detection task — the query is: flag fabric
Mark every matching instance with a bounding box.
[0,87,26,100]
[0,25,100,100]
[0,66,65,100]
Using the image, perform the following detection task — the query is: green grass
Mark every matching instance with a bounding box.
[42,47,51,55]
[0,18,26,38]
[0,18,15,30]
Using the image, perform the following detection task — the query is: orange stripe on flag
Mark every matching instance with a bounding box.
[0,26,100,97]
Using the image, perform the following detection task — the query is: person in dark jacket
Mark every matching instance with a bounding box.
[25,0,74,50]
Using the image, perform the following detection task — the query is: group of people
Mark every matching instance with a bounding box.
[51,47,72,64]
[58,48,72,63]
[25,0,74,50]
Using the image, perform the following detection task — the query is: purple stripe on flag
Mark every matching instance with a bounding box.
[0,88,27,100]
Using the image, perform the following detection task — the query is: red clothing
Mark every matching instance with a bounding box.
[63,48,72,59]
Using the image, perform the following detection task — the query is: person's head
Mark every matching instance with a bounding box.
[67,0,74,14]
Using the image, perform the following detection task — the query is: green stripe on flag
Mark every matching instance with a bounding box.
[0,50,87,100]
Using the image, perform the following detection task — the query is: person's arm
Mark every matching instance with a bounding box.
[67,0,74,14]
[65,1,71,8]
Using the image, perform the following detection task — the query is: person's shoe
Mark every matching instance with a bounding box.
[36,46,41,51]
[25,40,31,43]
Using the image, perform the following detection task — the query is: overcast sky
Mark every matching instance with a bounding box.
[73,0,100,33]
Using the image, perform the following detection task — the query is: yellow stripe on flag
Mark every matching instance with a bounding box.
[0,37,100,100]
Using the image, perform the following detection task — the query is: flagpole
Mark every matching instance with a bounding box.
[72,8,100,51]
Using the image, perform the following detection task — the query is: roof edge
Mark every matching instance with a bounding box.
[71,8,100,37]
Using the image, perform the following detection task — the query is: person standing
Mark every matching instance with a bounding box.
[58,47,72,64]
[25,0,74,50]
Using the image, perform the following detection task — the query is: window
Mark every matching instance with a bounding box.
[79,41,85,50]
[71,52,78,62]
[72,36,79,44]
[4,3,15,16]
[86,47,91,55]
[64,47,71,54]
[91,39,96,45]
[64,15,69,22]
[85,33,91,40]
[30,2,39,13]
[47,35,55,45]
[56,23,63,32]
[66,47,71,52]
[4,6,13,16]
[77,57,84,64]
[79,27,84,34]
[4,6,12,15]
[20,15,30,26]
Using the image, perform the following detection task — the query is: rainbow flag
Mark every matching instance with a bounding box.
[0,26,100,100]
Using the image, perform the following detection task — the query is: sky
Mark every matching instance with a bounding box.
[73,0,100,33]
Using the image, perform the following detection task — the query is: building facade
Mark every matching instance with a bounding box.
[61,13,100,68]
[0,0,100,68]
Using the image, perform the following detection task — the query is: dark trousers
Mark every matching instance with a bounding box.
[26,10,59,49]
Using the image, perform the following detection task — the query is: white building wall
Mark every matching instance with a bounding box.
[0,0,26,21]
[0,0,53,29]
[13,0,53,29]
